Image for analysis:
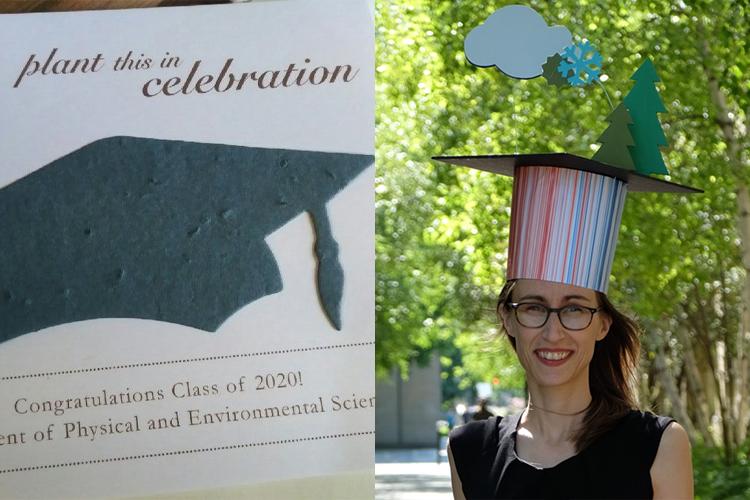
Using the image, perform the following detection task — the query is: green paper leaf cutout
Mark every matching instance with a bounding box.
[592,102,635,170]
[542,53,568,87]
[622,57,669,175]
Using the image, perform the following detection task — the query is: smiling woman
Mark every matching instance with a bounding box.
[435,154,696,499]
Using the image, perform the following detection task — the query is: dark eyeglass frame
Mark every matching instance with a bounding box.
[507,302,603,331]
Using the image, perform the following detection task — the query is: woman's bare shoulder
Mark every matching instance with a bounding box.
[650,421,693,499]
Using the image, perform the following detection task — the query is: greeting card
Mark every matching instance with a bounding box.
[0,2,374,498]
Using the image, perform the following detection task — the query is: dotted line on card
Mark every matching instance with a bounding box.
[0,430,376,474]
[0,341,375,381]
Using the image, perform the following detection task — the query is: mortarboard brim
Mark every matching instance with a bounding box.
[432,153,702,194]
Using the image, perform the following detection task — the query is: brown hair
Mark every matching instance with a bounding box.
[497,280,641,452]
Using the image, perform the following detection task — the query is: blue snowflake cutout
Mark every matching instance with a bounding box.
[557,41,602,87]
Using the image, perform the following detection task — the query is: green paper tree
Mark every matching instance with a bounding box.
[622,57,669,175]
[592,102,636,170]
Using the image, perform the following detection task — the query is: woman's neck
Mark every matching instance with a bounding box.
[521,383,592,445]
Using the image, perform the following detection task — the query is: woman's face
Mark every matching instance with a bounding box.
[500,279,612,390]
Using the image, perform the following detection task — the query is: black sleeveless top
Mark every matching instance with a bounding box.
[449,410,675,499]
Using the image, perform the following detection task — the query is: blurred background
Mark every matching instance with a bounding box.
[374,1,749,499]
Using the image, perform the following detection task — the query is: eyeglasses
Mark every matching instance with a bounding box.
[507,302,602,331]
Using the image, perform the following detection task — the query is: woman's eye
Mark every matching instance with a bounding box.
[523,304,546,313]
[564,305,585,314]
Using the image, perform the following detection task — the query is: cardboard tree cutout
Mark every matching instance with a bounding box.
[593,102,636,170]
[622,58,670,175]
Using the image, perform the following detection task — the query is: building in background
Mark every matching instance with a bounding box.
[376,353,443,447]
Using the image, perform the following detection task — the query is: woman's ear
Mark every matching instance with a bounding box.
[499,306,515,338]
[596,312,612,341]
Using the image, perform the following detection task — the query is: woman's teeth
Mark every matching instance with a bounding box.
[536,351,571,360]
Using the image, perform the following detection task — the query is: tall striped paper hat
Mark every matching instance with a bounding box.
[432,154,700,293]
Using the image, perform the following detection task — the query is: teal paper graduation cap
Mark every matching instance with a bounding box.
[0,137,373,343]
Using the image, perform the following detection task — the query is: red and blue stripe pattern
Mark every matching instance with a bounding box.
[507,166,628,292]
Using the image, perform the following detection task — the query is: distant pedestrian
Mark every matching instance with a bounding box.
[471,398,494,421]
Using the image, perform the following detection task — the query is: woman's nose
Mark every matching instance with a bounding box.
[541,312,566,341]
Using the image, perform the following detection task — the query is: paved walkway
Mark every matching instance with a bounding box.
[375,448,453,500]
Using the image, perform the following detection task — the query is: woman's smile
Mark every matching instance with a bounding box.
[534,349,574,365]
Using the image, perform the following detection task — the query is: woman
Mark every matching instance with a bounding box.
[447,278,693,499]
[448,279,693,499]
[433,154,699,499]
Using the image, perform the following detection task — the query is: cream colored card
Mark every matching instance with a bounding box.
[0,2,374,498]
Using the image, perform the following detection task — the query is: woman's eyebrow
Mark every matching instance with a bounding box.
[563,294,592,301]
[516,294,546,302]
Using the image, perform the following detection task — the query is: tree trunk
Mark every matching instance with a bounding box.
[673,322,716,446]
[696,22,750,460]
[735,186,750,443]
[646,327,696,438]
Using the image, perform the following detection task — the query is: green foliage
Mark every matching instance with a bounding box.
[693,439,750,499]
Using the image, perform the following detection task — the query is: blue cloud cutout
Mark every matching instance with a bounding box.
[465,5,572,79]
